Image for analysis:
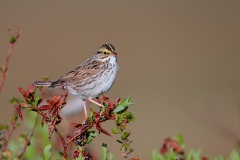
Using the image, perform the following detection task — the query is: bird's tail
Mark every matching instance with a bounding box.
[33,81,52,87]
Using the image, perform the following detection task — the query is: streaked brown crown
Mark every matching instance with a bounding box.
[101,44,115,52]
[97,44,116,59]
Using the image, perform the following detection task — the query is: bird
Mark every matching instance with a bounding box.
[34,44,118,118]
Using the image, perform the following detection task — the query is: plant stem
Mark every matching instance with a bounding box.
[0,29,21,93]
[54,120,94,160]
[0,106,18,153]
[18,114,38,158]
[66,122,94,147]
[125,149,129,160]
[55,128,67,160]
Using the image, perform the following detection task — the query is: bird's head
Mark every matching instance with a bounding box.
[96,44,117,61]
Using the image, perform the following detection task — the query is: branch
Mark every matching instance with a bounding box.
[0,106,19,152]
[0,28,22,93]
[18,85,135,159]
[17,114,39,158]
[55,119,94,160]
[55,128,67,160]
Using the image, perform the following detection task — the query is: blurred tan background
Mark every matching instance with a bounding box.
[0,0,240,159]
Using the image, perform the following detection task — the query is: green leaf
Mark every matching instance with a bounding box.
[187,149,202,160]
[89,109,94,122]
[75,153,83,160]
[175,134,185,148]
[216,156,225,160]
[126,112,135,122]
[114,96,133,113]
[18,134,27,142]
[42,75,50,81]
[42,144,51,160]
[34,96,41,106]
[102,143,107,148]
[113,105,125,113]
[116,140,123,144]
[119,96,133,107]
[121,112,127,118]
[103,102,108,107]
[230,150,240,160]
[112,128,119,134]
[86,137,93,144]
[3,124,9,130]
[121,131,130,140]
[129,148,134,154]
[89,131,97,138]
[116,117,123,124]
[9,97,20,105]
[9,36,16,43]
[152,150,161,160]
[109,153,114,160]
[101,143,108,160]
[121,143,130,150]
[75,146,84,160]
[84,131,97,144]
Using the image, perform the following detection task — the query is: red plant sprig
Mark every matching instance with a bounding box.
[18,84,135,160]
[159,136,209,160]
[160,137,184,155]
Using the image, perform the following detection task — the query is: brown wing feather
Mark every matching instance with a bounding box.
[50,57,104,87]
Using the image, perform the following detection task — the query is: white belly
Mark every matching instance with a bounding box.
[89,61,118,98]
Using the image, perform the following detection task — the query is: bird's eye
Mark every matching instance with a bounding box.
[103,52,107,55]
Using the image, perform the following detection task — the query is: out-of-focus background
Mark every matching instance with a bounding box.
[0,1,240,159]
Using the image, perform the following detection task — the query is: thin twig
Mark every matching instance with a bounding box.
[125,149,129,160]
[55,128,67,160]
[0,106,18,152]
[0,28,22,93]
[18,114,39,158]
[66,121,94,147]
[55,120,94,160]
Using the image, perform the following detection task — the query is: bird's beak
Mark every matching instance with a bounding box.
[110,52,117,56]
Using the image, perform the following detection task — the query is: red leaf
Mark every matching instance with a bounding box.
[52,104,60,116]
[18,84,36,101]
[102,95,109,102]
[120,150,126,157]
[114,98,121,106]
[71,123,82,129]
[21,102,29,108]
[73,150,80,159]
[95,118,112,137]
[105,107,115,120]
[18,87,25,95]
[171,140,183,153]
[160,137,184,154]
[160,146,168,154]
[17,105,23,121]
[51,95,62,104]
[48,118,57,139]
[93,111,101,118]
[27,84,36,93]
[39,105,52,111]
